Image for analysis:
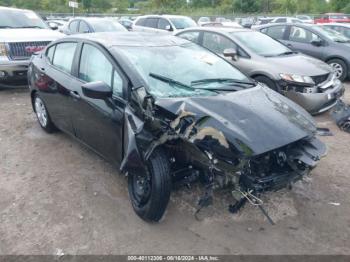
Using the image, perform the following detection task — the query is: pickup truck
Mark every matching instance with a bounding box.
[0,6,63,88]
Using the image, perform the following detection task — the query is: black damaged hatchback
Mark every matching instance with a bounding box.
[28,32,326,222]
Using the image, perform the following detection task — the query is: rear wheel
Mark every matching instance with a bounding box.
[33,94,56,133]
[128,148,172,222]
[253,75,278,92]
[327,58,347,81]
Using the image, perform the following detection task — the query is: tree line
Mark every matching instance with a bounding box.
[0,0,349,14]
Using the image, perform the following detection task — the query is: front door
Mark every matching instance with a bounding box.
[284,26,325,60]
[70,43,126,165]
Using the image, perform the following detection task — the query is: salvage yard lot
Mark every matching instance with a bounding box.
[0,84,350,255]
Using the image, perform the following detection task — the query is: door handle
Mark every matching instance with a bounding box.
[70,91,81,100]
[287,43,293,47]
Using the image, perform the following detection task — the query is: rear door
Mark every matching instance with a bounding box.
[284,26,325,59]
[69,42,126,164]
[37,41,78,134]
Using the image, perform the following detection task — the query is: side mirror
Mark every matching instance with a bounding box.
[311,39,323,47]
[82,81,112,99]
[223,48,238,61]
[165,25,173,31]
[48,22,58,30]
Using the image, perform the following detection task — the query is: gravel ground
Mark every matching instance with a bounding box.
[0,84,350,255]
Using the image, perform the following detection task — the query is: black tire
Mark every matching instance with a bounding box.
[327,58,347,81]
[128,148,172,222]
[33,93,56,133]
[253,75,278,92]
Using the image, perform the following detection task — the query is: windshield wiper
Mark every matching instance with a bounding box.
[149,73,196,91]
[0,26,14,28]
[191,78,255,87]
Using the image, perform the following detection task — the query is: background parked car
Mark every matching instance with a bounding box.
[0,6,63,89]
[296,15,314,24]
[256,23,350,81]
[133,15,197,33]
[46,19,68,31]
[62,17,127,35]
[118,18,133,31]
[270,17,304,24]
[314,13,350,24]
[201,21,242,28]
[321,23,350,39]
[197,16,210,26]
[176,27,344,114]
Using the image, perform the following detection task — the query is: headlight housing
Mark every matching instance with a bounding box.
[0,43,9,61]
[279,73,315,85]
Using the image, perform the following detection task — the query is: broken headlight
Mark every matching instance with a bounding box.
[280,73,315,86]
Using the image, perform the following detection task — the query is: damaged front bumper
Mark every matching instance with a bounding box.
[279,76,344,115]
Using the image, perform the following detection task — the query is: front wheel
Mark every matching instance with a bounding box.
[128,148,172,222]
[327,58,347,81]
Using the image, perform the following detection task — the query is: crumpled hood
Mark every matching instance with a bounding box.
[0,29,63,42]
[266,54,331,77]
[155,85,316,156]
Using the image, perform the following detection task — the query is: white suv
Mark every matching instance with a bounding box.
[132,15,197,34]
[0,6,63,88]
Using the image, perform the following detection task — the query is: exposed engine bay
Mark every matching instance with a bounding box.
[120,85,327,222]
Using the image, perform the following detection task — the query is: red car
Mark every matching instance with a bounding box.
[314,13,350,24]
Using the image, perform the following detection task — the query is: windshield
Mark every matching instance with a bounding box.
[199,17,210,23]
[330,15,348,19]
[169,17,197,29]
[90,19,127,32]
[116,43,251,98]
[0,9,48,29]
[314,26,349,42]
[232,31,291,57]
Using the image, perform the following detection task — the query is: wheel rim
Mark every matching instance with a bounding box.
[131,173,151,207]
[35,97,48,127]
[330,62,344,79]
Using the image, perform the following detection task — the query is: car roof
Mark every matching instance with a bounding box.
[136,14,190,19]
[178,27,249,34]
[65,32,189,48]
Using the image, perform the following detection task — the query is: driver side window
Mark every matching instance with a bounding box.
[79,44,123,96]
[202,32,237,55]
[289,26,321,43]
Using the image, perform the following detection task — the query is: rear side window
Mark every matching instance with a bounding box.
[79,44,113,86]
[145,18,159,28]
[69,20,79,33]
[177,31,200,44]
[264,25,286,39]
[52,42,77,74]
[46,45,56,64]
